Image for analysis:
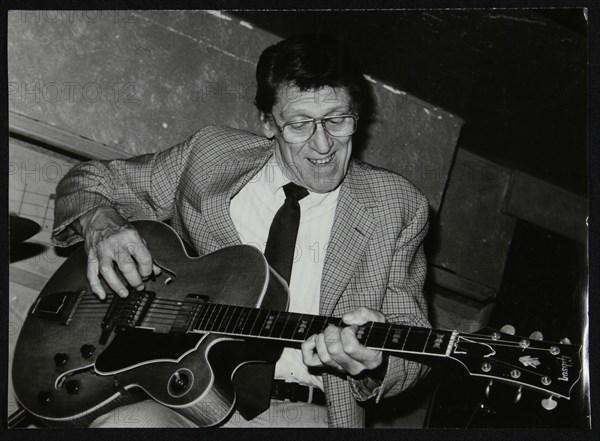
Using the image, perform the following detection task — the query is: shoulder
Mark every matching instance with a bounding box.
[186,125,273,162]
[348,159,429,223]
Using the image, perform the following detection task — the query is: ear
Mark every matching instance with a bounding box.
[259,112,276,139]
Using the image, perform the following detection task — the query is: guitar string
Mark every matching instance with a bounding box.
[67,295,568,352]
[74,294,529,343]
[74,292,533,343]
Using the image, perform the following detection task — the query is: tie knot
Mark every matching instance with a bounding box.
[283,182,309,202]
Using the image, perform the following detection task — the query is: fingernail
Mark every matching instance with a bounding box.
[136,285,145,291]
[118,289,128,297]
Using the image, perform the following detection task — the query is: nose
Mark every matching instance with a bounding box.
[310,123,334,154]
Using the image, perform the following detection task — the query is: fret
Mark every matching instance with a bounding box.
[216,304,232,332]
[292,314,312,341]
[259,310,280,337]
[189,302,204,332]
[242,308,261,335]
[359,322,389,349]
[402,327,432,353]
[224,306,244,334]
[269,311,291,339]
[306,315,328,337]
[424,330,454,356]
[196,303,217,332]
[209,304,229,332]
[281,312,303,340]
[232,306,252,334]
[251,309,272,337]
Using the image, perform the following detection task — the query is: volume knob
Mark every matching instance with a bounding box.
[66,380,80,395]
[54,353,69,367]
[80,344,96,359]
[38,391,52,405]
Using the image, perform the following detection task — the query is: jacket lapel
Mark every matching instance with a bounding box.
[320,161,377,316]
[200,146,274,248]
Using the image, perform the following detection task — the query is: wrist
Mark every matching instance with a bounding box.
[77,205,122,235]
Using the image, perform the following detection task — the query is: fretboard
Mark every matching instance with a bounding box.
[188,302,454,358]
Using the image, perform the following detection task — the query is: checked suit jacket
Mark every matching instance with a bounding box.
[53,125,431,428]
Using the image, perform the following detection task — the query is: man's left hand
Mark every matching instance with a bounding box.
[301,307,386,376]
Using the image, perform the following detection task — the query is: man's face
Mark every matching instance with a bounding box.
[261,85,354,193]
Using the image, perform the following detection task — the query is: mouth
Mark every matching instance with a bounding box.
[308,152,336,165]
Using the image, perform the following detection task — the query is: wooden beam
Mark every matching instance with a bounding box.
[502,171,587,243]
[9,111,127,160]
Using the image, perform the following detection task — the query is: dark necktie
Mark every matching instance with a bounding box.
[232,182,309,421]
[264,182,309,284]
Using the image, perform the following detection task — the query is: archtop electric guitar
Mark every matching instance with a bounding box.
[11,221,583,427]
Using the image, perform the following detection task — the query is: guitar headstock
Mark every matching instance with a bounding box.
[448,327,582,405]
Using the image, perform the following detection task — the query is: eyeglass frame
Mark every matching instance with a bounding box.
[266,114,359,143]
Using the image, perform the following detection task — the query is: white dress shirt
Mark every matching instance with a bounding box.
[229,156,340,390]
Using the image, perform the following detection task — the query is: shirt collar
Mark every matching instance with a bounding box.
[265,156,341,209]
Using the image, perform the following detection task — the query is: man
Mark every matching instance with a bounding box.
[52,33,430,428]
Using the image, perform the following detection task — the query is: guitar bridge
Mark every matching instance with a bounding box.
[99,290,156,344]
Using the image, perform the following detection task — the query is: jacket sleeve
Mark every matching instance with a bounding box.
[52,133,197,247]
[348,195,431,401]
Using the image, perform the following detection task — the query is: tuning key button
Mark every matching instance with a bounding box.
[541,376,552,386]
[481,362,492,372]
[559,337,572,345]
[541,396,558,410]
[38,391,52,405]
[80,344,96,359]
[549,346,560,355]
[54,353,69,367]
[510,369,521,379]
[529,331,544,341]
[500,324,516,335]
[66,380,80,395]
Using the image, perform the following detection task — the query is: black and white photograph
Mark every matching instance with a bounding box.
[6,7,591,431]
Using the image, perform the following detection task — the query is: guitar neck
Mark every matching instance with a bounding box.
[186,302,456,359]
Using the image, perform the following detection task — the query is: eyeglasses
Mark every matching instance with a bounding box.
[268,114,359,143]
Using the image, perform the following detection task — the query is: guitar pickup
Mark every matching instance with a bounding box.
[170,294,209,334]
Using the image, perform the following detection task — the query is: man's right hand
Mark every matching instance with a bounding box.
[79,206,161,300]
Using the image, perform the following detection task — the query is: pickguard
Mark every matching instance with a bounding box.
[95,329,203,373]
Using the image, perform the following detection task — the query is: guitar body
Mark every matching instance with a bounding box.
[12,221,288,427]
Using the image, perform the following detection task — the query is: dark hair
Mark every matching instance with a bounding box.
[255,33,369,115]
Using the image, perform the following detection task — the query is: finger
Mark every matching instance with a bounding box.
[340,326,382,371]
[342,307,385,326]
[97,247,129,297]
[87,248,106,300]
[316,329,345,372]
[129,238,154,279]
[116,245,145,291]
[301,334,322,367]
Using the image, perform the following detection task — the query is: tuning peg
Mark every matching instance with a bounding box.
[541,395,558,410]
[485,380,493,397]
[560,337,572,345]
[529,331,544,341]
[500,324,516,335]
[514,386,523,403]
